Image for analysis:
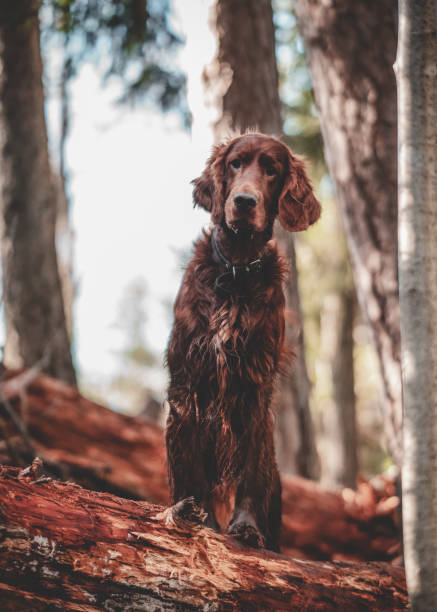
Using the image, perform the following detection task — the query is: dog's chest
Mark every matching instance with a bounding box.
[210,300,252,352]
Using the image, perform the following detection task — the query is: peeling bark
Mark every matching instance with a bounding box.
[0,369,401,563]
[0,465,407,611]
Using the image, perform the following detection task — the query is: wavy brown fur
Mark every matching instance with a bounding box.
[166,133,320,551]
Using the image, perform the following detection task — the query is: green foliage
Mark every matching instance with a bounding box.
[44,0,188,122]
[115,278,156,369]
[126,344,156,367]
[274,0,325,178]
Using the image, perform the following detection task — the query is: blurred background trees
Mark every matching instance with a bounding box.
[276,0,391,485]
[296,0,401,468]
[203,0,319,479]
[0,0,186,386]
[0,1,76,385]
[0,0,398,484]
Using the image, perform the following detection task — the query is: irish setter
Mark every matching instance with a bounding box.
[166,133,320,551]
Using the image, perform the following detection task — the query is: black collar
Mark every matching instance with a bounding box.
[211,227,265,296]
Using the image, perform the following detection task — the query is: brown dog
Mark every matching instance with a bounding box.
[165,133,320,551]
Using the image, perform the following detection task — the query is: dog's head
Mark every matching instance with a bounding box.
[192,133,321,236]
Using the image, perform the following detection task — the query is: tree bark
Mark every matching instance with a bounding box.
[204,0,319,478]
[0,368,401,563]
[0,2,76,385]
[296,0,401,466]
[320,290,358,489]
[0,464,407,611]
[395,1,437,609]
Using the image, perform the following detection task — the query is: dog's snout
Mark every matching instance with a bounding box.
[234,192,258,211]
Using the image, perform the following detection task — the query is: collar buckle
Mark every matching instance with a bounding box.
[211,228,265,296]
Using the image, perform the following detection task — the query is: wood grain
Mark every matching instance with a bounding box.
[0,465,407,611]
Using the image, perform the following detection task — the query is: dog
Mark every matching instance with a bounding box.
[165,132,320,551]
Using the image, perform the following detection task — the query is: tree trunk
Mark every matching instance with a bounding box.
[320,290,358,489]
[0,463,407,611]
[396,1,437,608]
[53,171,74,343]
[54,50,75,343]
[204,0,319,478]
[296,0,401,466]
[275,226,319,478]
[0,2,76,385]
[0,368,401,563]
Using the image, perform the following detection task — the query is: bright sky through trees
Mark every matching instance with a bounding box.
[45,0,215,393]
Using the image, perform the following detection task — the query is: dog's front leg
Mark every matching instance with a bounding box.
[227,424,281,551]
[227,498,266,548]
[165,401,218,529]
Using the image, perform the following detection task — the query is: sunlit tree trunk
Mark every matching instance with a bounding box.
[396,0,437,608]
[0,2,76,385]
[204,0,319,478]
[54,171,74,344]
[296,0,401,467]
[54,51,75,343]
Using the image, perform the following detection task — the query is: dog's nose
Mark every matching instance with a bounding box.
[234,192,258,211]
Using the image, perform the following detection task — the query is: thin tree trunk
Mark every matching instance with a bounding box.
[395,1,437,608]
[53,172,74,343]
[204,0,319,478]
[320,290,358,489]
[0,2,76,385]
[275,227,319,477]
[54,51,75,343]
[296,0,401,467]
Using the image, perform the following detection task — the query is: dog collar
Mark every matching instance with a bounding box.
[211,228,265,295]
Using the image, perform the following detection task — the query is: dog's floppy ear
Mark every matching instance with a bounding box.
[192,142,228,214]
[278,148,321,232]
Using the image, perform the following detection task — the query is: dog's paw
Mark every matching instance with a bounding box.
[173,497,208,524]
[159,497,208,529]
[228,521,265,549]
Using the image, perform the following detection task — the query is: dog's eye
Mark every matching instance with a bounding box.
[230,159,241,169]
[266,165,277,177]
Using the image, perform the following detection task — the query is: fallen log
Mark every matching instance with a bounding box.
[0,369,168,503]
[0,464,407,611]
[0,369,401,561]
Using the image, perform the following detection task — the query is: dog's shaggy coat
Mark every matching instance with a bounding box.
[166,133,320,551]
